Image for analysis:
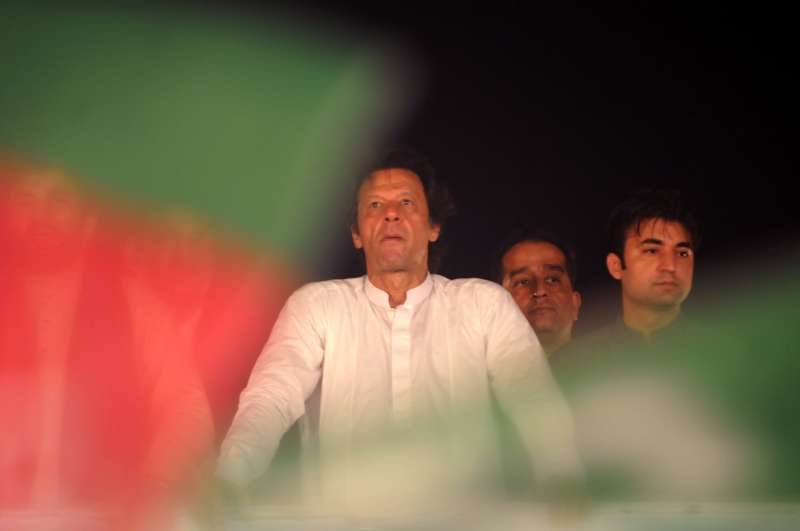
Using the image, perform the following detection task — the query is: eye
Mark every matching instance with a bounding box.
[368,201,381,209]
[545,276,561,285]
[678,249,692,258]
[512,278,530,288]
[643,248,658,255]
[400,198,414,206]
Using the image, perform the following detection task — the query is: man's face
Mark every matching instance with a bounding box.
[351,168,440,276]
[502,241,581,350]
[607,218,694,310]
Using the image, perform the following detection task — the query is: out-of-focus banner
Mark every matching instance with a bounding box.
[0,157,293,530]
[0,1,413,266]
[553,255,800,502]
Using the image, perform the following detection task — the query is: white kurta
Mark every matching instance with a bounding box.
[218,274,579,502]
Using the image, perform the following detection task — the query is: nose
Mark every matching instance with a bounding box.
[383,201,400,222]
[659,252,677,272]
[531,280,546,298]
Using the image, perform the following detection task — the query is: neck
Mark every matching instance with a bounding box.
[622,298,680,337]
[539,329,572,356]
[367,269,428,308]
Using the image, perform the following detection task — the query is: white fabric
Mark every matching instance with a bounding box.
[218,274,579,496]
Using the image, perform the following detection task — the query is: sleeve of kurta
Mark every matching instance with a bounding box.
[216,285,324,487]
[483,285,584,483]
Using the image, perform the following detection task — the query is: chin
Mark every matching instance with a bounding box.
[650,298,685,310]
[377,260,409,273]
[531,321,558,336]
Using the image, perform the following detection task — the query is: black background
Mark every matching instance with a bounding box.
[211,2,797,331]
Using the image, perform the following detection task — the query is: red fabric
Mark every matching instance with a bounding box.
[0,157,291,527]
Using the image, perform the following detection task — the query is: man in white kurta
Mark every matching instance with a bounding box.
[217,157,579,508]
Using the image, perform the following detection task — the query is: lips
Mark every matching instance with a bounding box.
[528,304,556,314]
[653,280,679,287]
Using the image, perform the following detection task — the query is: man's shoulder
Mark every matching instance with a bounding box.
[432,275,508,300]
[556,316,647,358]
[288,277,365,304]
[553,314,703,376]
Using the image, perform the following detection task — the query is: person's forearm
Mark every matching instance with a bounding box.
[217,397,296,486]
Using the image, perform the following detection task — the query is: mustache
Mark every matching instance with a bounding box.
[528,300,557,310]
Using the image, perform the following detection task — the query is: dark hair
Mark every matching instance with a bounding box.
[607,189,700,266]
[350,148,456,272]
[494,228,578,288]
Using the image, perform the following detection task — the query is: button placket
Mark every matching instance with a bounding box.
[390,304,413,422]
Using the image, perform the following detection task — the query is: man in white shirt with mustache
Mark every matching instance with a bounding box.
[217,150,580,512]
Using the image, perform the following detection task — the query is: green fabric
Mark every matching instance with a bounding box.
[1,2,400,266]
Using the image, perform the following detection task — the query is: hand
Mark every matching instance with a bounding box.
[539,476,590,528]
[186,467,251,531]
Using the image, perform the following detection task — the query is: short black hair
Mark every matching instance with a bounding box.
[350,147,456,273]
[495,229,578,289]
[607,189,700,266]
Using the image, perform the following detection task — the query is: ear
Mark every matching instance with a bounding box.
[571,291,582,320]
[351,225,363,249]
[606,253,623,280]
[429,223,441,243]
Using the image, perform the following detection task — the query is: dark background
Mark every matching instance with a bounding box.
[213,2,798,331]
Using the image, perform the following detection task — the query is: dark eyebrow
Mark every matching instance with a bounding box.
[508,264,565,278]
[543,264,566,273]
[640,238,694,250]
[508,266,530,278]
[365,189,416,199]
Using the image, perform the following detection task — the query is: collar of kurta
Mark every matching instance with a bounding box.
[364,273,434,310]
[614,311,687,344]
